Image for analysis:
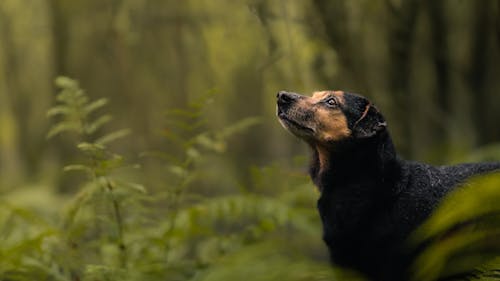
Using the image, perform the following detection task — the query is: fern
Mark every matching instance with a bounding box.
[144,93,262,265]
[4,77,352,281]
[47,76,145,280]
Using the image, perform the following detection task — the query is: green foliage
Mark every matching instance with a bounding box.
[0,203,58,280]
[411,174,500,281]
[46,76,145,280]
[1,77,337,281]
[158,91,261,187]
[47,77,111,139]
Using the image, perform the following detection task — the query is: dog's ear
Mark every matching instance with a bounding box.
[352,105,387,138]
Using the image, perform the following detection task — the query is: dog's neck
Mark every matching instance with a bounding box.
[309,131,402,193]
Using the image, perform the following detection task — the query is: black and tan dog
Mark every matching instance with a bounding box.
[276,90,500,281]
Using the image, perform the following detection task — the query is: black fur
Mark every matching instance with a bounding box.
[277,91,500,281]
[312,130,500,280]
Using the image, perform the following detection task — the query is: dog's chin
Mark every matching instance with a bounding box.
[278,115,315,140]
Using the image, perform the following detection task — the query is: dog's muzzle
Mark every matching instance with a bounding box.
[277,91,301,116]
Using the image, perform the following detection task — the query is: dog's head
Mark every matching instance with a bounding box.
[276,90,386,145]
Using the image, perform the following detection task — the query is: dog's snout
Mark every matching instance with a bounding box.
[277,91,299,105]
[277,91,290,102]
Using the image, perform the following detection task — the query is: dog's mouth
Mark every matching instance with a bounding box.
[277,111,315,135]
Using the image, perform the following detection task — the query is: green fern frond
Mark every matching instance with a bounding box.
[48,76,115,140]
[45,77,148,277]
[85,114,113,134]
[46,105,72,117]
[83,98,109,115]
[95,129,131,145]
[47,121,82,139]
[216,116,262,140]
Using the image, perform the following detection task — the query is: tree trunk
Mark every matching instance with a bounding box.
[385,0,420,157]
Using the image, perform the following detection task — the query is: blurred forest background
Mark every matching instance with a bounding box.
[1,1,500,281]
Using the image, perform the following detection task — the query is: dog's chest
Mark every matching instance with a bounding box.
[316,186,399,256]
[317,194,367,233]
[317,189,382,239]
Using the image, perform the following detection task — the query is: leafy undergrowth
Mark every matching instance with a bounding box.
[1,77,500,281]
[0,77,339,281]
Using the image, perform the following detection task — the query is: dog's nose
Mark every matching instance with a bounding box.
[277,91,299,104]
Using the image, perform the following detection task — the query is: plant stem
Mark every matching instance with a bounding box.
[105,178,127,267]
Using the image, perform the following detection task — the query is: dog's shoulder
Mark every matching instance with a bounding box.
[400,160,500,193]
[395,161,500,222]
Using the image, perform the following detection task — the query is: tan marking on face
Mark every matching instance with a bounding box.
[311,90,345,105]
[333,90,345,105]
[310,90,349,142]
[315,105,351,142]
[311,91,330,100]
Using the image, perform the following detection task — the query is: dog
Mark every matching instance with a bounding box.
[276,90,500,281]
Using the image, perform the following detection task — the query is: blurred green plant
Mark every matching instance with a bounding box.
[411,173,500,281]
[46,76,145,279]
[0,77,339,281]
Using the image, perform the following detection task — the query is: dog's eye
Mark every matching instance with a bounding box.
[325,98,337,107]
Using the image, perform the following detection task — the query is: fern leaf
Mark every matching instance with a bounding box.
[83,98,108,115]
[195,133,225,152]
[46,105,72,117]
[217,117,261,139]
[167,165,188,178]
[85,114,112,134]
[186,148,201,160]
[94,129,131,145]
[63,165,92,173]
[115,180,147,194]
[96,154,125,173]
[74,91,88,106]
[55,76,78,89]
[77,142,105,151]
[46,121,82,139]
